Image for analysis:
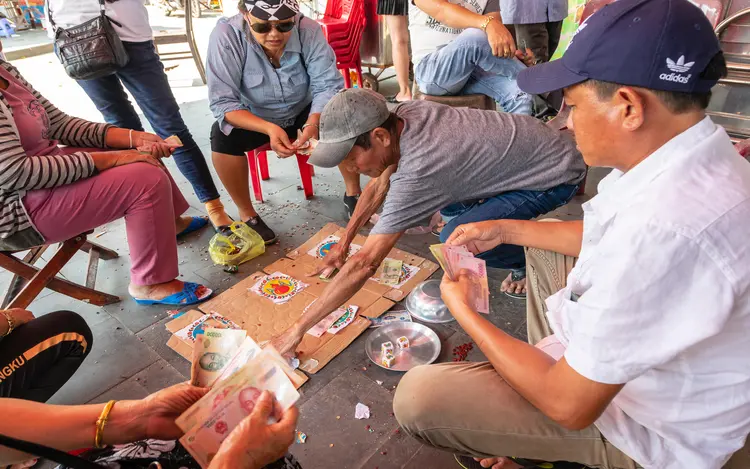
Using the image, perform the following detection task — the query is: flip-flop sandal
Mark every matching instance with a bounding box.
[177,216,209,238]
[503,269,527,300]
[508,458,589,468]
[432,222,446,237]
[133,282,213,306]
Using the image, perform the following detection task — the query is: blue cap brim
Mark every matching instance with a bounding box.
[518,59,589,95]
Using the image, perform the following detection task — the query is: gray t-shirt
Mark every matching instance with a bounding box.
[371,101,586,235]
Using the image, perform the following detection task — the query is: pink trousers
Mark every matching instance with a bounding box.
[23,162,189,286]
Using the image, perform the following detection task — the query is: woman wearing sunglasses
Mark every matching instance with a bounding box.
[207,0,358,244]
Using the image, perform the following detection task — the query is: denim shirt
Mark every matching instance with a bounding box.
[207,13,343,134]
[500,0,568,24]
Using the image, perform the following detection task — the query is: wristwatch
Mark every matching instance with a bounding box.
[1,310,14,337]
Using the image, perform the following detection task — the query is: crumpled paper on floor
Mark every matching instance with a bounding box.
[355,402,370,420]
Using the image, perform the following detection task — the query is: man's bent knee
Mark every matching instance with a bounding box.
[394,365,444,435]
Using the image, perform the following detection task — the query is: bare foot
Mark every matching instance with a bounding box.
[395,91,412,102]
[129,279,209,301]
[238,208,259,222]
[500,272,526,296]
[474,457,522,469]
[10,459,38,469]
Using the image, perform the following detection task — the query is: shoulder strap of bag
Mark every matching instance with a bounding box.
[47,0,108,31]
[0,433,104,469]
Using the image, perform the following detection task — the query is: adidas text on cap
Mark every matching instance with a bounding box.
[517,0,722,95]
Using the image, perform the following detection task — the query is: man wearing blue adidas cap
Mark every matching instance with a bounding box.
[393,0,750,468]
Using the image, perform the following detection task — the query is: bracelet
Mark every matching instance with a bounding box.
[128,129,133,148]
[1,311,13,337]
[480,16,494,31]
[95,400,117,448]
[301,123,319,130]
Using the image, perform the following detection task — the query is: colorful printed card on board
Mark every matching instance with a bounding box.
[327,305,359,335]
[174,312,241,343]
[307,235,362,260]
[371,259,420,288]
[250,272,309,304]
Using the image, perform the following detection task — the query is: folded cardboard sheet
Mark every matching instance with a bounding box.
[166,223,438,376]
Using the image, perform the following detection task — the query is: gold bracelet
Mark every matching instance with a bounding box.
[1,311,14,337]
[480,16,494,32]
[95,400,117,448]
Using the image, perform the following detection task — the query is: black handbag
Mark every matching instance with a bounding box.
[48,0,129,81]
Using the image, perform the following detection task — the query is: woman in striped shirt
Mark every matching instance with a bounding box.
[0,60,211,306]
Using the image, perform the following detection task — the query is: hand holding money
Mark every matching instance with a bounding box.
[208,391,298,469]
[432,243,490,314]
[180,349,301,468]
[191,328,248,388]
[444,221,508,256]
[440,269,490,317]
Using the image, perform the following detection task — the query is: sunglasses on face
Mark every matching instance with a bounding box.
[250,21,295,34]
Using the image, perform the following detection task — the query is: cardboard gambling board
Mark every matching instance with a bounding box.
[165,223,438,375]
[288,223,437,302]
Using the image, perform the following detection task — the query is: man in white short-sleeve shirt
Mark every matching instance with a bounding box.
[393,0,750,468]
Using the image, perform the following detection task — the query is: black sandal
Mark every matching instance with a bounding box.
[503,268,527,299]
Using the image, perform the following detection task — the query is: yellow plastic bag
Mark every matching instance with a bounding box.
[209,221,265,266]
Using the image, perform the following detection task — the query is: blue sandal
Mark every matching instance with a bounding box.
[177,216,209,238]
[133,282,213,306]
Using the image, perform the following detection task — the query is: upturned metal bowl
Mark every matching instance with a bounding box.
[404,279,455,324]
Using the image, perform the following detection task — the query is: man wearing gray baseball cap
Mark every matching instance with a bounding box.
[269,87,584,348]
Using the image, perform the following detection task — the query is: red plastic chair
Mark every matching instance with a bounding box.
[317,0,365,88]
[247,144,315,202]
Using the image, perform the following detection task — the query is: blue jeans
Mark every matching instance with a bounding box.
[77,41,220,203]
[415,29,533,115]
[439,183,579,270]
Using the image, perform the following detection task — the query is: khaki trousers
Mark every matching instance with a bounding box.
[393,246,639,469]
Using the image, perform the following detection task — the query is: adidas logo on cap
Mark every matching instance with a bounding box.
[660,56,694,84]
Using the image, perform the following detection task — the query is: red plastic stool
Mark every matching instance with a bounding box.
[247,143,315,202]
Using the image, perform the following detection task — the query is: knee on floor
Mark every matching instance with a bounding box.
[36,310,94,352]
[393,365,444,430]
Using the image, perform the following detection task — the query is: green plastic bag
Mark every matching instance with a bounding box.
[550,0,592,61]
[209,221,265,266]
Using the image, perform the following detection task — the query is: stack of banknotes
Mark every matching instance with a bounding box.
[182,328,300,467]
[430,244,490,314]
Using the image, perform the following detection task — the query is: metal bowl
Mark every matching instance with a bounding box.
[365,322,441,372]
[405,279,455,324]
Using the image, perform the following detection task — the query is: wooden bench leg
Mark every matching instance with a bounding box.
[1,246,48,309]
[0,241,120,308]
[8,236,87,309]
[86,248,100,290]
[80,240,119,261]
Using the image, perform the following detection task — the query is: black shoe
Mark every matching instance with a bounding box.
[244,216,277,245]
[343,194,359,219]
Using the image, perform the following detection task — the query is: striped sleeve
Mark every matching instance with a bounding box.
[0,66,98,192]
[5,63,111,148]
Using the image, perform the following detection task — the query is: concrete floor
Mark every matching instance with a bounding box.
[0,10,611,468]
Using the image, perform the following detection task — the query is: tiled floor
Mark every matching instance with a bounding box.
[2,16,610,468]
